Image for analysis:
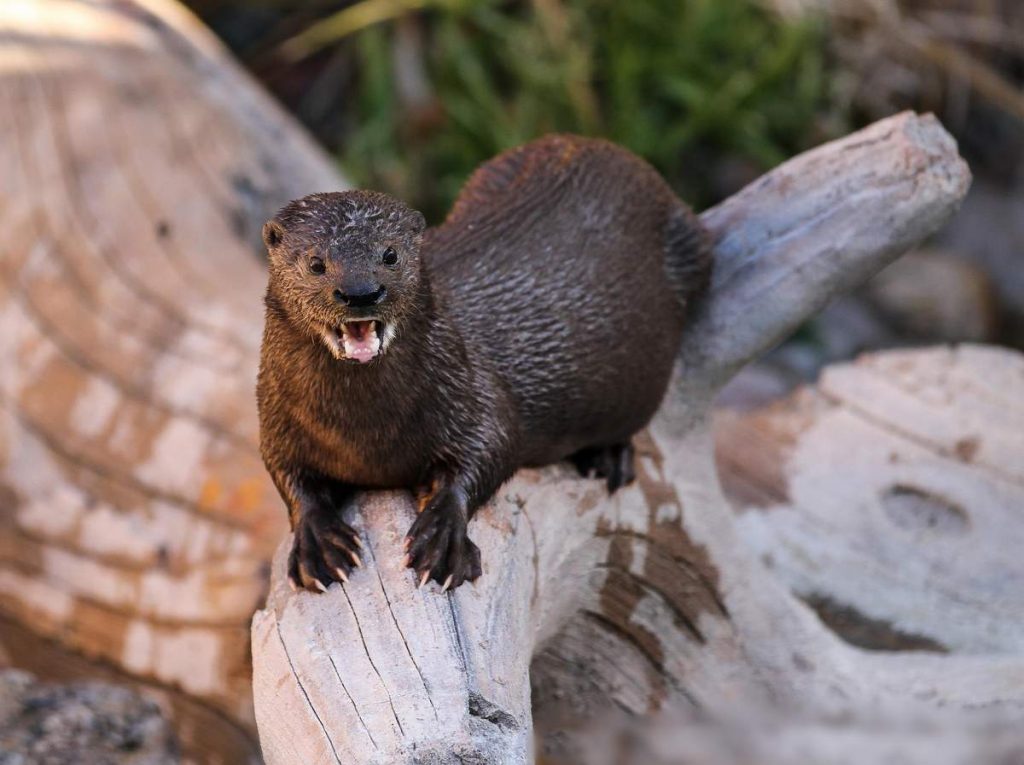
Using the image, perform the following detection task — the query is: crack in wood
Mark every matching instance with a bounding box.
[340,584,407,737]
[328,653,379,751]
[819,387,1024,490]
[447,596,469,679]
[366,542,440,722]
[273,620,343,764]
[467,691,518,730]
[517,500,541,607]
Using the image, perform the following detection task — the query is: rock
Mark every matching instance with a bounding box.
[0,670,179,765]
[758,296,900,387]
[935,176,1024,348]
[728,250,998,399]
[865,249,998,343]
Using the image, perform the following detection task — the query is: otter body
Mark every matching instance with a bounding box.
[258,135,711,591]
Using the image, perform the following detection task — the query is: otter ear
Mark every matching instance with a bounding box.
[407,210,426,236]
[262,220,284,250]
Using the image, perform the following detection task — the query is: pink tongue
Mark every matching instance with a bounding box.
[342,321,379,364]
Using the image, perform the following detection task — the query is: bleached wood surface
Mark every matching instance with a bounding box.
[249,113,1024,765]
[719,345,1024,656]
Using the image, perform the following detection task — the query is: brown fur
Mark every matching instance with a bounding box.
[257,135,712,591]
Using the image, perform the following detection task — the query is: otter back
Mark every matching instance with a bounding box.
[425,135,710,465]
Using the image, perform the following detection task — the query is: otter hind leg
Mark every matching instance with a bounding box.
[570,441,636,493]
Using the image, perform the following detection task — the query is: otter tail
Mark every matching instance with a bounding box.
[664,202,713,315]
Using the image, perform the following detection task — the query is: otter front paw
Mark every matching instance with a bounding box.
[288,507,363,593]
[403,494,482,591]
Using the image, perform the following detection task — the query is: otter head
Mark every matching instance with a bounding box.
[263,191,427,364]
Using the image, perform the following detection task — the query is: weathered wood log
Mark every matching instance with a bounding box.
[3,2,1020,764]
[0,0,345,759]
[249,112,1024,765]
[718,345,1024,656]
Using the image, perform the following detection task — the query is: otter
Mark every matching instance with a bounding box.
[257,135,712,592]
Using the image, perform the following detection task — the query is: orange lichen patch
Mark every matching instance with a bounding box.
[190,448,278,529]
[228,476,268,514]
[198,477,223,508]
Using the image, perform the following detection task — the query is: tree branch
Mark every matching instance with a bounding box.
[681,112,970,395]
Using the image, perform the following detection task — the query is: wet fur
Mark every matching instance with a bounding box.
[257,135,712,591]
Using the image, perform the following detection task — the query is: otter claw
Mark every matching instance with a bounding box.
[352,535,364,549]
[403,491,482,591]
[288,507,361,593]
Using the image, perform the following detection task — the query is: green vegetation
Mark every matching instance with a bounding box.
[329,0,834,220]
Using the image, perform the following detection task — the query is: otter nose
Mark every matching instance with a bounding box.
[333,284,386,307]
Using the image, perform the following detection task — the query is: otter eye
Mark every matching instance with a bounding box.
[309,257,326,275]
[382,247,398,266]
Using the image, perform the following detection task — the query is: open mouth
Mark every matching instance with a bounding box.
[332,319,383,364]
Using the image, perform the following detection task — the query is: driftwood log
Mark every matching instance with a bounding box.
[249,98,1024,763]
[2,1,1022,764]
